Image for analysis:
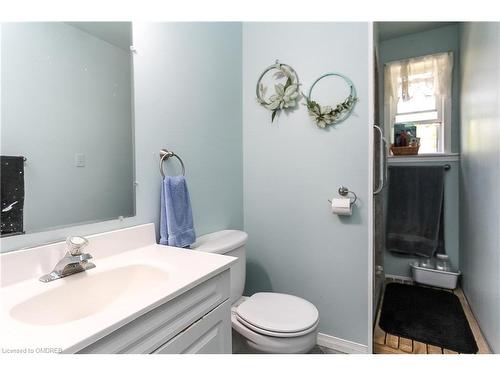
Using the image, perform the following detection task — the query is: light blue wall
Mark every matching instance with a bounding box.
[379,24,461,278]
[242,23,371,346]
[383,160,460,277]
[131,22,243,237]
[379,24,461,153]
[1,22,243,252]
[459,22,500,353]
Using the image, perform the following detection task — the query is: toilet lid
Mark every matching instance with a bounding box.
[235,293,319,334]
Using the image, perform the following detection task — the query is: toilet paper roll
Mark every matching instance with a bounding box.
[331,198,352,216]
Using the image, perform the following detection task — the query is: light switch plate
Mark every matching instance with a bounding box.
[75,153,85,167]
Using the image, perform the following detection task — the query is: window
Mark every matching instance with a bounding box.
[384,52,453,154]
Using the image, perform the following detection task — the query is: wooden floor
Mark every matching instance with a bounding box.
[373,278,491,354]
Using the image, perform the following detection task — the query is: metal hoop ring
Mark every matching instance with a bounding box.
[159,149,185,178]
[256,60,300,106]
[307,72,357,124]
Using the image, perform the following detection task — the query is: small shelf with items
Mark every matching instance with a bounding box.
[388,121,459,163]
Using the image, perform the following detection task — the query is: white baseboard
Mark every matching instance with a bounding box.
[385,274,413,282]
[317,333,368,354]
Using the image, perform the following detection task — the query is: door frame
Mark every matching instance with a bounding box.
[367,21,375,354]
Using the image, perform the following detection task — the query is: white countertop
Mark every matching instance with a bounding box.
[0,224,235,353]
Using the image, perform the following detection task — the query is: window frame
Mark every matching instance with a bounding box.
[385,53,452,154]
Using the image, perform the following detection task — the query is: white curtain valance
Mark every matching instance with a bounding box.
[384,51,453,104]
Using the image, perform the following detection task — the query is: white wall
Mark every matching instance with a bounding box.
[459,22,500,353]
[1,23,134,233]
[243,23,371,346]
[1,22,243,252]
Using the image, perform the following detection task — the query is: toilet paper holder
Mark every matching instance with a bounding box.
[328,186,357,206]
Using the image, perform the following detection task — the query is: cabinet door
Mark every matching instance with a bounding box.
[153,299,231,354]
[77,270,230,354]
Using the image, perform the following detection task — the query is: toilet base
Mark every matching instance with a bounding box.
[231,310,317,354]
[232,329,263,354]
[232,326,317,354]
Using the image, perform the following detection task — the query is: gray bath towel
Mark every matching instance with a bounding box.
[386,166,445,257]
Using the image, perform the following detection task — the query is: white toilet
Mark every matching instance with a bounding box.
[192,230,319,354]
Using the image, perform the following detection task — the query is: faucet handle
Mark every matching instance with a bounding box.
[66,236,89,256]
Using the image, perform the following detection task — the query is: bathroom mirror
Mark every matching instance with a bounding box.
[0,22,135,238]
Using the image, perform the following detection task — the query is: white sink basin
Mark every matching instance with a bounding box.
[10,264,168,326]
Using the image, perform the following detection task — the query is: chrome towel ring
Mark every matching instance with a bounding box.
[159,149,185,178]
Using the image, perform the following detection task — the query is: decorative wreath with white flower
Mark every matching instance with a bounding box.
[304,73,357,128]
[256,60,301,122]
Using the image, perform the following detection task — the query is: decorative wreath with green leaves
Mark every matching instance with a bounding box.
[304,73,357,128]
[256,60,301,122]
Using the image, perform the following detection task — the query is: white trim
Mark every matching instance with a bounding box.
[317,333,369,354]
[443,87,452,154]
[388,153,459,164]
[366,22,374,356]
[385,274,413,282]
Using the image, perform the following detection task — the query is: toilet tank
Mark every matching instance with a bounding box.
[191,230,248,304]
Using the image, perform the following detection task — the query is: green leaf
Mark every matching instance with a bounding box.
[271,110,277,122]
[275,84,285,96]
[284,84,298,97]
[259,83,267,96]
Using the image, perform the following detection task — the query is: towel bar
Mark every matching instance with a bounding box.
[388,164,451,171]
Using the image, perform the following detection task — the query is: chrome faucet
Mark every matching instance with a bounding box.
[39,236,96,282]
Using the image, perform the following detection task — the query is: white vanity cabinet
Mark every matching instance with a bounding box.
[152,300,231,354]
[77,270,232,354]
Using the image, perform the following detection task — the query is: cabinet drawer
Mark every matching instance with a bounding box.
[153,299,231,354]
[78,270,230,354]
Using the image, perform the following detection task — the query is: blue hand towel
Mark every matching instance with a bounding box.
[159,176,196,248]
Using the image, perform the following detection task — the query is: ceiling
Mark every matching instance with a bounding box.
[67,22,456,47]
[66,22,132,50]
[377,22,458,41]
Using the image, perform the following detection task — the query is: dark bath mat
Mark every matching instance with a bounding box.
[379,283,478,354]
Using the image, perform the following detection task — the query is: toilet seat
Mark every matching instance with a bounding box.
[231,310,318,354]
[234,292,319,338]
[236,314,318,338]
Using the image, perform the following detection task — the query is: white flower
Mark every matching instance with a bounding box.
[309,104,335,128]
[266,83,299,111]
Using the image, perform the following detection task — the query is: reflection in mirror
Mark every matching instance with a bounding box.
[1,22,135,238]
